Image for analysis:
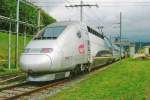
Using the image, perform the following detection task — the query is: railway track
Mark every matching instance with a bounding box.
[0,79,68,100]
[0,73,23,79]
[0,61,118,100]
[0,74,26,84]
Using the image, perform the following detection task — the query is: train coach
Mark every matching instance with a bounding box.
[20,21,114,82]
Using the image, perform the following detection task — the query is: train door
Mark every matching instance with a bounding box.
[87,40,91,61]
[61,44,74,70]
[85,30,91,63]
[80,29,90,63]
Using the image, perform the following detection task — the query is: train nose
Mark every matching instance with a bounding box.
[20,54,52,73]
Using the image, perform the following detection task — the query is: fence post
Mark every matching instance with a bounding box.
[8,21,12,70]
[15,0,20,70]
[23,26,26,48]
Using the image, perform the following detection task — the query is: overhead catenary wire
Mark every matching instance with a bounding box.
[0,15,37,27]
[27,1,150,5]
[25,0,150,8]
[63,0,102,28]
[87,8,104,24]
[64,0,78,21]
[65,0,99,22]
[28,1,150,3]
[83,8,105,31]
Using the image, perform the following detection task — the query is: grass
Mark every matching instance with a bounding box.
[0,67,22,76]
[0,32,31,61]
[0,32,31,75]
[50,58,150,100]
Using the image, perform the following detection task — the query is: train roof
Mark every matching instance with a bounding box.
[47,21,80,27]
[46,21,106,39]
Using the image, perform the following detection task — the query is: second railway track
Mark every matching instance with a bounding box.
[0,73,26,84]
[0,79,68,100]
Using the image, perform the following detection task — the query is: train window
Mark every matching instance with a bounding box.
[87,26,104,39]
[96,50,112,57]
[35,26,66,39]
[77,32,81,38]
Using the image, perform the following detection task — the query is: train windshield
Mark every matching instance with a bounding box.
[34,26,66,40]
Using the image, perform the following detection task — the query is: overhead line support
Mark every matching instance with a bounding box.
[65,0,99,22]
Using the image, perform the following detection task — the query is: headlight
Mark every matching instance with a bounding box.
[24,48,53,53]
[40,48,53,53]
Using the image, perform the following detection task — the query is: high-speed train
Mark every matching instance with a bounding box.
[20,21,118,82]
[112,44,125,60]
[112,44,120,61]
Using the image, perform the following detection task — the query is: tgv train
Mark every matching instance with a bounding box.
[20,21,120,82]
[112,44,120,61]
[112,44,125,60]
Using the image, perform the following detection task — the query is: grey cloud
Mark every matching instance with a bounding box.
[30,0,150,42]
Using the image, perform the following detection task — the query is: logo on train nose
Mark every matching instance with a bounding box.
[78,44,85,54]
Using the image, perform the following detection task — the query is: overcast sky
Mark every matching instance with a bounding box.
[29,0,150,42]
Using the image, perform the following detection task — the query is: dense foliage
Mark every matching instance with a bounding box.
[0,0,56,34]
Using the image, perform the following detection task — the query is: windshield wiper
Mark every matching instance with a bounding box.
[34,37,43,40]
[34,37,57,40]
[45,37,57,39]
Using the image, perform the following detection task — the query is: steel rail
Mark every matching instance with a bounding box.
[0,81,28,92]
[7,79,68,100]
[0,79,68,100]
[0,73,25,79]
[0,74,26,84]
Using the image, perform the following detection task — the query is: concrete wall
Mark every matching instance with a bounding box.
[130,46,135,57]
[145,47,150,56]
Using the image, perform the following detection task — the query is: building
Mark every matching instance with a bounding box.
[144,46,150,56]
[129,44,135,57]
